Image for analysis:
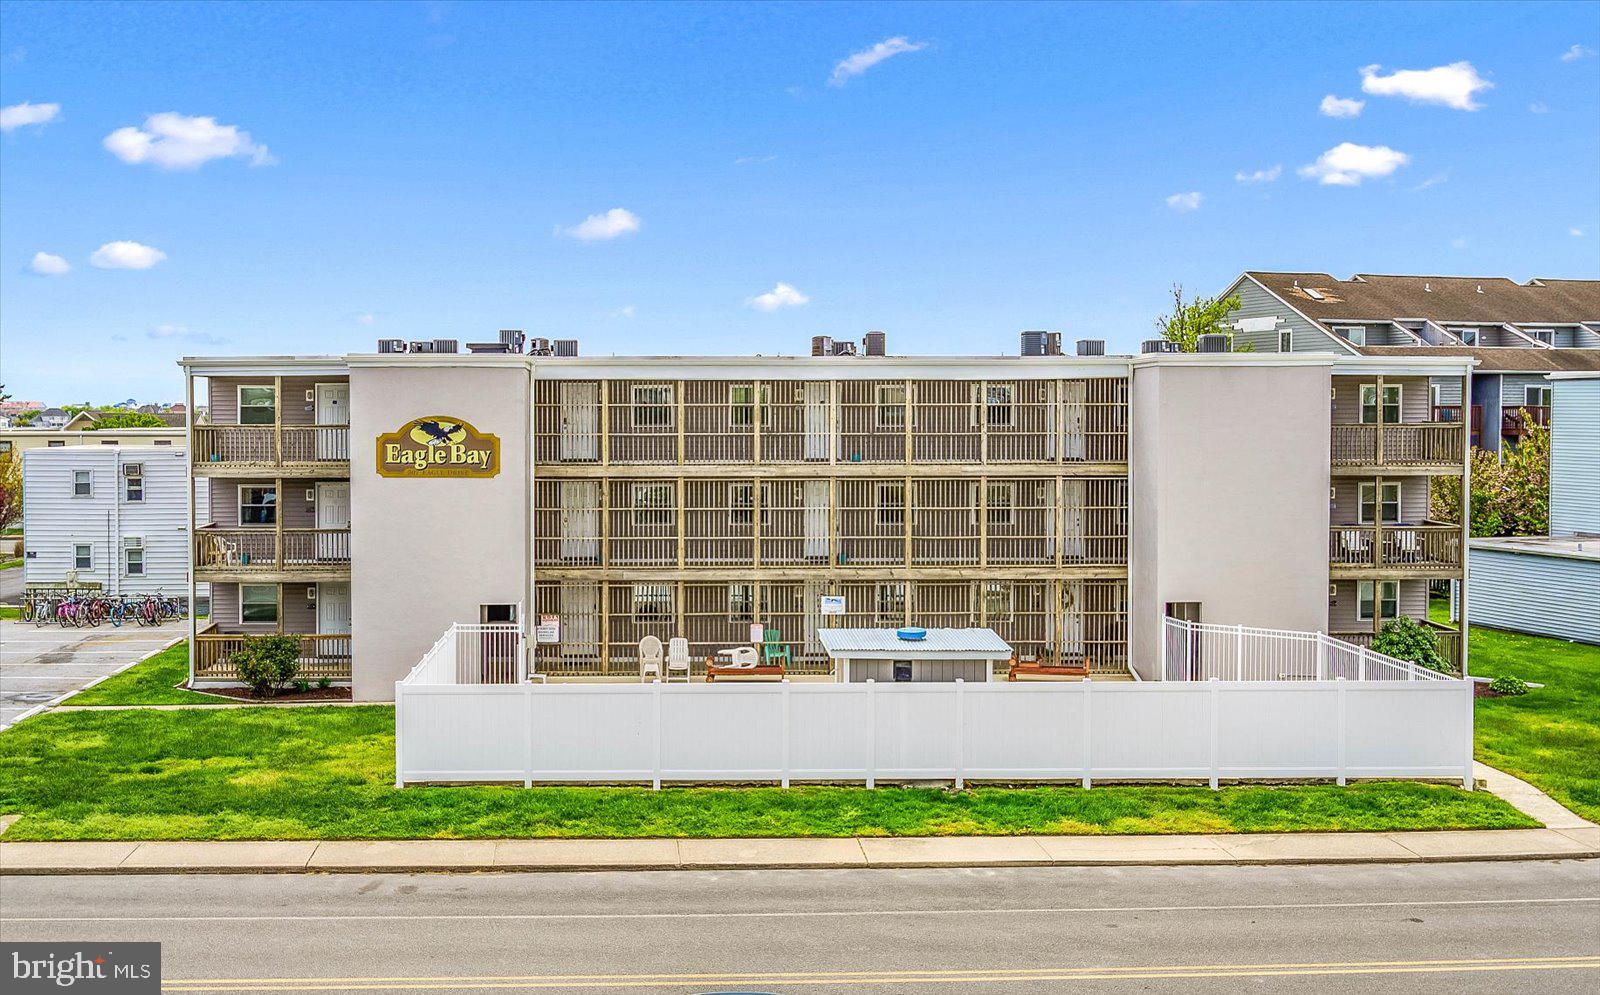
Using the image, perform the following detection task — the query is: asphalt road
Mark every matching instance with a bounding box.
[0,618,183,727]
[0,564,22,603]
[4,860,1597,993]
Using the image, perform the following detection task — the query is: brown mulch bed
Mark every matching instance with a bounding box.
[183,684,353,703]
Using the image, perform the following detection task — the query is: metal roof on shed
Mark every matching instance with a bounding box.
[816,628,1014,660]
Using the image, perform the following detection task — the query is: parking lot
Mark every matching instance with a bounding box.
[0,619,185,729]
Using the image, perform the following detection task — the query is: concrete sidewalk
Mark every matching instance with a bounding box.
[3,826,1596,875]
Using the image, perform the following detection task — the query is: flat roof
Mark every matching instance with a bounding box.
[816,628,1014,660]
[1470,535,1600,563]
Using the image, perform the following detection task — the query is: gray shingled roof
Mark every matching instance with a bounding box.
[1246,272,1600,326]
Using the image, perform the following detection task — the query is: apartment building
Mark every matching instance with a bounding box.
[180,337,1473,699]
[1219,272,1600,453]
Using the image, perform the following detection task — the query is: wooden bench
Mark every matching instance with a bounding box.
[705,663,787,683]
[1007,657,1089,681]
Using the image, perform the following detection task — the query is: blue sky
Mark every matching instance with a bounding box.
[2,0,1597,403]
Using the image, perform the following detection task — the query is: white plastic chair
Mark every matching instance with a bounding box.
[638,635,664,682]
[666,637,692,683]
[728,646,759,668]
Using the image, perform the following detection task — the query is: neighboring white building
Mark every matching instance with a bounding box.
[21,445,195,599]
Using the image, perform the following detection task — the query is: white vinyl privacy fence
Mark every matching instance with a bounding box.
[396,624,1473,789]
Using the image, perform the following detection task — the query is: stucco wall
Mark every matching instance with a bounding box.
[349,363,530,700]
[1129,361,1332,674]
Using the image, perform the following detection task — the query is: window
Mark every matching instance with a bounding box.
[875,481,905,526]
[153,439,173,446]
[47,440,65,447]
[73,543,92,570]
[1356,580,1399,622]
[1450,327,1478,346]
[984,481,1015,527]
[72,470,92,497]
[124,464,144,503]
[874,582,906,624]
[1358,482,1401,524]
[239,485,278,526]
[241,584,279,623]
[728,384,771,428]
[101,440,118,445]
[875,383,906,428]
[1525,385,1551,408]
[632,583,673,621]
[1359,384,1401,424]
[123,537,145,576]
[238,386,277,425]
[631,384,674,428]
[979,384,1015,427]
[982,581,1013,622]
[728,583,755,623]
[631,482,674,527]
[728,482,771,527]
[1278,330,1293,353]
[1335,325,1366,347]
[1525,328,1554,345]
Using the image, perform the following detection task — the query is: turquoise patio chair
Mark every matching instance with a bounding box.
[762,628,792,667]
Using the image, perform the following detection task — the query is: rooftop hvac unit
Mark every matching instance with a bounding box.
[863,330,887,356]
[408,340,438,354]
[553,339,579,357]
[1020,330,1048,356]
[1140,339,1179,354]
[466,342,511,354]
[1075,339,1105,357]
[1196,333,1230,353]
[831,341,857,356]
[811,335,833,357]
[433,339,459,354]
[527,337,553,356]
[498,328,526,352]
[1045,332,1064,355]
[377,339,407,353]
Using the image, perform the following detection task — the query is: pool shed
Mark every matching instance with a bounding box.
[817,627,1014,683]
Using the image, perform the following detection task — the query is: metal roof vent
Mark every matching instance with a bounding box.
[863,331,887,356]
[1424,282,1432,292]
[1141,339,1178,354]
[1476,284,1484,294]
[1196,333,1231,353]
[1075,339,1106,357]
[377,339,407,354]
[553,339,579,357]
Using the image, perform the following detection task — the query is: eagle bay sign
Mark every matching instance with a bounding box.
[376,416,500,478]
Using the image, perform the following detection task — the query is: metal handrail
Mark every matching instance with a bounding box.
[1159,617,1454,682]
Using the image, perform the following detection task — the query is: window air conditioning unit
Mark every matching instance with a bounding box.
[121,463,144,476]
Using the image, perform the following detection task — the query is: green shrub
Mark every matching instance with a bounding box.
[294,680,311,694]
[317,677,331,690]
[1371,616,1450,673]
[1488,675,1529,697]
[230,635,302,696]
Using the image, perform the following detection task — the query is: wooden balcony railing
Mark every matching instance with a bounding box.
[195,526,351,571]
[1432,404,1484,446]
[1330,423,1464,467]
[192,425,350,468]
[1328,524,1462,571]
[1333,623,1461,676]
[193,626,352,680]
[1501,405,1549,438]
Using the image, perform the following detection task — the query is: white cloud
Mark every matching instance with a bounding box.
[1359,62,1492,111]
[1413,173,1448,190]
[1450,237,1468,249]
[611,305,636,318]
[1529,101,1550,114]
[0,100,61,131]
[1164,191,1203,212]
[357,313,376,326]
[1318,94,1364,118]
[746,282,810,311]
[558,207,641,242]
[735,154,778,165]
[147,323,226,344]
[828,36,926,86]
[28,251,70,276]
[1234,165,1281,184]
[103,112,275,170]
[1572,228,1586,238]
[89,241,167,270]
[1298,143,1410,186]
[1560,44,1594,62]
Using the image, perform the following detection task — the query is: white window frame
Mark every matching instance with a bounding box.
[727,583,756,623]
[875,481,906,527]
[123,536,145,576]
[240,583,279,624]
[1450,326,1479,346]
[631,582,673,621]
[1524,327,1555,345]
[727,383,771,429]
[1524,385,1551,408]
[1278,329,1293,353]
[237,385,277,426]
[631,384,674,429]
[1359,384,1402,425]
[238,484,278,526]
[874,383,906,429]
[72,469,92,497]
[124,464,145,503]
[1356,580,1399,622]
[73,542,93,571]
[1357,481,1401,524]
[631,482,674,528]
[1334,325,1366,347]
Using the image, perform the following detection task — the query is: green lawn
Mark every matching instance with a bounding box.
[0,606,18,620]
[0,557,21,571]
[0,705,1532,841]
[61,643,220,707]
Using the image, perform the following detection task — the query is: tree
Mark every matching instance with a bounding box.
[1431,415,1549,537]
[1154,283,1248,352]
[87,411,167,430]
[0,453,20,533]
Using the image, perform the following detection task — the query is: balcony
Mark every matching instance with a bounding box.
[194,525,351,581]
[193,623,351,681]
[192,424,350,476]
[1501,405,1549,439]
[1330,422,1464,471]
[1328,523,1463,577]
[1333,623,1462,676]
[1432,404,1484,448]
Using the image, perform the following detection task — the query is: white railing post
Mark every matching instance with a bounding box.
[1160,618,1168,682]
[865,679,877,788]
[1335,676,1347,786]
[523,682,535,788]
[1462,681,1476,790]
[780,679,791,789]
[651,679,663,790]
[954,678,965,790]
[1358,647,1367,681]
[1081,677,1092,789]
[1208,677,1220,790]
[1316,634,1328,681]
[1235,624,1245,681]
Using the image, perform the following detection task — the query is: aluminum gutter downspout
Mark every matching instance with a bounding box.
[184,370,197,681]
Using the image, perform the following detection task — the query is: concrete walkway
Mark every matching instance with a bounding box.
[3,825,1596,875]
